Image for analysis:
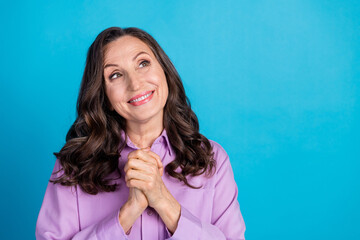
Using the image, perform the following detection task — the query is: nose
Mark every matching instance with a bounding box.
[126,71,142,91]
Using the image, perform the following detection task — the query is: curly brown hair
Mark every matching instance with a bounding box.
[52,27,216,195]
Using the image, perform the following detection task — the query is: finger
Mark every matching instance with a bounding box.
[124,158,150,172]
[127,149,163,176]
[127,147,152,160]
[125,158,158,175]
[128,148,150,160]
[142,149,163,175]
[125,169,152,183]
[126,178,147,191]
[128,149,157,166]
[146,151,163,176]
[146,151,162,168]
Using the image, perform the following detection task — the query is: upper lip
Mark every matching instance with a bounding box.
[128,90,154,102]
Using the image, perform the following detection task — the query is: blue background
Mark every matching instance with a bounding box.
[0,0,359,239]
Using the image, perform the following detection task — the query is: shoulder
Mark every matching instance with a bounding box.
[49,158,66,181]
[205,139,237,189]
[208,139,231,171]
[208,139,228,156]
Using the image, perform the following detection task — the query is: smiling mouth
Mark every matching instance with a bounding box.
[128,91,155,103]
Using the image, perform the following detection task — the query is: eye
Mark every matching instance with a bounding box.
[139,60,150,68]
[109,72,122,80]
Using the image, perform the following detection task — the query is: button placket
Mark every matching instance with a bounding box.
[141,207,158,239]
[147,209,154,216]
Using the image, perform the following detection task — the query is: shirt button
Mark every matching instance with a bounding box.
[147,209,154,216]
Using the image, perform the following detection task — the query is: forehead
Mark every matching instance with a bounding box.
[104,36,153,63]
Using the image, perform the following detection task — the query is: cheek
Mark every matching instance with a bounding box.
[105,87,115,104]
[160,76,169,99]
[162,82,169,101]
[154,70,168,98]
[106,85,125,105]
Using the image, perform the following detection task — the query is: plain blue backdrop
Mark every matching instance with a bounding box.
[0,0,359,239]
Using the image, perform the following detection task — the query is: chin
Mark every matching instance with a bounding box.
[135,109,163,122]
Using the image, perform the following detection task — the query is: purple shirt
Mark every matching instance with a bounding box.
[36,129,246,239]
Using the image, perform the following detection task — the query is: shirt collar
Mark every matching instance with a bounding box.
[120,128,174,156]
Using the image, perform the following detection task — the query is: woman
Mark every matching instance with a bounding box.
[36,27,246,239]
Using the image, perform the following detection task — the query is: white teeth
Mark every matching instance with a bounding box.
[130,92,153,103]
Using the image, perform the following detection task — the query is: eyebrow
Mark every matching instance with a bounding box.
[104,63,118,69]
[104,51,150,69]
[132,51,149,61]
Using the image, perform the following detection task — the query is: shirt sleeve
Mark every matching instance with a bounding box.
[165,142,246,240]
[35,159,129,240]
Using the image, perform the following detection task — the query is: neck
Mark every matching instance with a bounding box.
[125,117,164,149]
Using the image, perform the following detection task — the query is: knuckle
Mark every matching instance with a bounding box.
[129,150,140,157]
[126,169,133,176]
[149,165,156,172]
[128,180,133,187]
[149,176,155,182]
[127,160,134,168]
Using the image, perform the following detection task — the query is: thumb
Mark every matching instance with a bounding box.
[147,151,163,176]
[142,147,151,151]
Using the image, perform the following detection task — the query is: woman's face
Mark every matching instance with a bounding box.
[103,36,168,126]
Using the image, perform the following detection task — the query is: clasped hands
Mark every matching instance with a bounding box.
[124,147,165,210]
[120,147,180,234]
